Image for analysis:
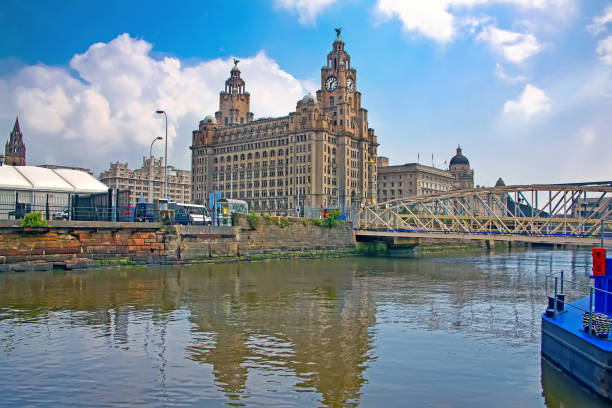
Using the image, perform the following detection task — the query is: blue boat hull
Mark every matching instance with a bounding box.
[541,297,612,401]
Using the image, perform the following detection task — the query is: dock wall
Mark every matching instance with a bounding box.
[0,218,356,271]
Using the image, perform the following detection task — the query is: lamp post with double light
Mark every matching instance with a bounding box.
[148,136,162,203]
[155,110,168,199]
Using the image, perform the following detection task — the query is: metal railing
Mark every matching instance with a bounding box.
[0,203,136,222]
[360,183,612,242]
[545,272,612,337]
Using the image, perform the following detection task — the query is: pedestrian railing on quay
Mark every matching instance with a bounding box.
[0,203,139,223]
[545,272,612,338]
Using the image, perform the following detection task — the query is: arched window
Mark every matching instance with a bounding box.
[278,149,283,156]
[240,154,245,160]
[233,155,238,161]
[214,157,218,163]
[247,153,252,160]
[262,151,268,158]
[270,150,275,157]
[255,152,260,159]
[227,155,231,162]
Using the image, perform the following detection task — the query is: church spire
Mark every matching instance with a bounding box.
[12,115,21,134]
[5,115,26,166]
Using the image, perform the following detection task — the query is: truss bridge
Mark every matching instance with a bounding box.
[356,182,612,246]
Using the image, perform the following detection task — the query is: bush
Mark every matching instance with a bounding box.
[311,218,323,227]
[301,219,308,226]
[279,217,290,228]
[20,213,49,228]
[263,213,272,224]
[323,209,342,228]
[247,212,261,229]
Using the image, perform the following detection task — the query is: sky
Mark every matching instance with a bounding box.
[0,0,611,187]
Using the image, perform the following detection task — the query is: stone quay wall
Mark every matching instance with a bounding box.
[176,218,356,261]
[0,218,356,271]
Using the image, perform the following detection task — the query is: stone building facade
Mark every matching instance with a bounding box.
[449,145,474,190]
[4,116,26,166]
[100,157,191,205]
[191,33,378,213]
[376,146,475,202]
[377,163,454,202]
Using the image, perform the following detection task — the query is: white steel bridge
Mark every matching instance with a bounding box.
[355,182,612,246]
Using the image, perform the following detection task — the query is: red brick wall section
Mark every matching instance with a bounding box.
[0,227,168,269]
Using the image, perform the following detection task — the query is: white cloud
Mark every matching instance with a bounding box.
[504,83,551,116]
[596,35,612,65]
[477,25,541,63]
[274,0,337,25]
[374,0,457,43]
[0,34,313,173]
[373,0,574,43]
[587,5,612,35]
[495,63,528,82]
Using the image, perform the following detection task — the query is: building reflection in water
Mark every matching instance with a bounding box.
[184,260,376,407]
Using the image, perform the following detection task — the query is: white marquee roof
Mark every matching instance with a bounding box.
[0,165,31,190]
[54,168,109,193]
[0,165,108,194]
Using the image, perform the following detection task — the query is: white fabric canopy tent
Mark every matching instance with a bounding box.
[0,166,108,193]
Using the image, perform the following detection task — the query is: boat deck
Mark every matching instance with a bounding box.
[542,296,612,352]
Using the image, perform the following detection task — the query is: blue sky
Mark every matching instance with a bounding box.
[0,0,611,186]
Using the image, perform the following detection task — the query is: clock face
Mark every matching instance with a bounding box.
[325,76,338,92]
[346,77,355,92]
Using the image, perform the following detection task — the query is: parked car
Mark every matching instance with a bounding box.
[134,203,157,222]
[9,203,32,219]
[52,208,69,220]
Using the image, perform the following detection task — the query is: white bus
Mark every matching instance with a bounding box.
[168,202,212,225]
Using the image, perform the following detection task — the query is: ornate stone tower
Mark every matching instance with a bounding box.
[315,28,378,204]
[4,116,26,166]
[449,145,474,190]
[215,59,254,127]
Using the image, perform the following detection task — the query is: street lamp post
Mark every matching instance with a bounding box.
[149,136,163,203]
[155,110,168,199]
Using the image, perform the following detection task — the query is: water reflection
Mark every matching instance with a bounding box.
[0,249,604,407]
[183,263,376,406]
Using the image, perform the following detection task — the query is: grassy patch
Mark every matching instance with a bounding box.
[247,212,261,229]
[20,213,49,228]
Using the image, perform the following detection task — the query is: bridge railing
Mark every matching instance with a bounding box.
[358,184,612,240]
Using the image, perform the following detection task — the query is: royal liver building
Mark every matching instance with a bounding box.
[190,31,378,214]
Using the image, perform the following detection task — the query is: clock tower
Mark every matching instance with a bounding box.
[315,28,378,205]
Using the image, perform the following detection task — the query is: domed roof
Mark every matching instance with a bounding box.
[203,115,216,124]
[450,145,469,166]
[301,93,317,104]
[495,178,506,187]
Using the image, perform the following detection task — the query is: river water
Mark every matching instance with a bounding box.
[0,249,609,407]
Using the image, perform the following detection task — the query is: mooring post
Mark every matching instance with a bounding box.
[589,286,594,336]
[553,277,558,319]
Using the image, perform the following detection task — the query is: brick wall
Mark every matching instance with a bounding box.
[0,222,171,270]
[0,218,356,270]
[176,218,356,260]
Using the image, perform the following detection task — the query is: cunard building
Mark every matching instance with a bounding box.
[191,31,378,214]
